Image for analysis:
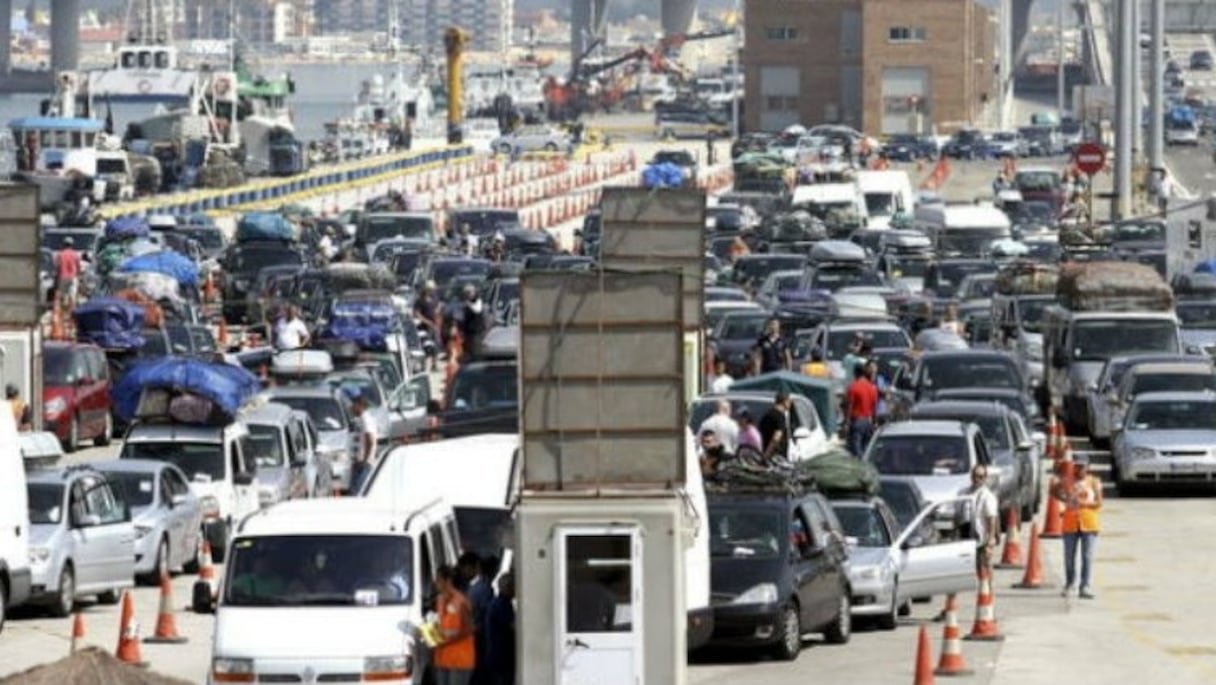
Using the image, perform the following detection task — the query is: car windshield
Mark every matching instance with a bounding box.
[1015,171,1060,191]
[273,396,346,431]
[935,262,994,294]
[708,506,782,559]
[1017,297,1050,333]
[455,507,512,560]
[1129,400,1216,430]
[923,357,1019,389]
[27,483,64,524]
[122,442,225,482]
[1177,303,1216,329]
[1131,372,1216,395]
[225,535,413,606]
[361,216,433,244]
[938,229,1008,257]
[451,211,520,237]
[812,267,884,291]
[232,247,303,275]
[102,471,156,507]
[878,482,920,529]
[44,232,99,252]
[832,505,890,547]
[869,436,969,475]
[888,257,929,278]
[247,424,286,467]
[864,193,897,217]
[449,364,517,411]
[717,315,768,341]
[42,348,79,385]
[1072,320,1179,360]
[826,329,907,359]
[960,276,996,299]
[1110,221,1166,242]
[431,260,491,288]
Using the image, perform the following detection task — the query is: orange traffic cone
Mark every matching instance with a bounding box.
[145,572,188,644]
[1014,524,1048,589]
[996,508,1024,569]
[197,540,216,595]
[914,624,936,685]
[964,567,1005,642]
[934,594,973,677]
[70,612,85,654]
[1040,491,1064,538]
[114,591,147,667]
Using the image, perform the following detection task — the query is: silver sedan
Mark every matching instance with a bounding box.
[491,125,570,154]
[1112,391,1216,494]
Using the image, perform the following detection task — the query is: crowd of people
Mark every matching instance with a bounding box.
[430,552,516,685]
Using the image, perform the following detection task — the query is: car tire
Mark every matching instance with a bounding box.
[140,537,169,585]
[823,592,852,644]
[64,415,79,454]
[95,412,113,447]
[898,600,912,617]
[772,603,802,661]
[50,565,74,618]
[876,588,899,631]
[97,589,120,605]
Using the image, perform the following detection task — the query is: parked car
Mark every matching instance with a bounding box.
[263,385,357,494]
[91,459,204,584]
[42,341,113,452]
[705,488,852,659]
[491,125,571,154]
[881,134,936,162]
[983,131,1027,158]
[942,129,986,159]
[655,109,728,140]
[25,465,135,616]
[1190,49,1214,70]
[830,496,976,629]
[1112,391,1216,493]
[863,420,990,511]
[1085,354,1197,447]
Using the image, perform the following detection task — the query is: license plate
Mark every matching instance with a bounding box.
[1170,462,1199,472]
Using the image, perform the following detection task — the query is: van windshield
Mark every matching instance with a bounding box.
[360,216,433,245]
[708,506,783,559]
[1072,320,1179,360]
[28,483,64,524]
[121,442,225,482]
[273,396,347,431]
[247,424,286,467]
[864,192,897,217]
[225,535,413,606]
[938,228,1010,257]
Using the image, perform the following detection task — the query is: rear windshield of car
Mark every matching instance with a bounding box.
[832,505,891,547]
[102,471,155,507]
[449,364,517,411]
[247,424,286,468]
[708,506,783,559]
[273,396,346,431]
[1131,372,1216,396]
[868,436,969,475]
[922,357,1019,389]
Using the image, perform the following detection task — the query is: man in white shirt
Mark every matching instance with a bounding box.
[349,396,379,494]
[966,464,1000,575]
[709,360,735,394]
[698,399,739,455]
[276,306,310,350]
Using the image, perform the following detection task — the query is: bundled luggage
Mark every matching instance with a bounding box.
[640,162,688,189]
[104,216,150,241]
[236,212,295,244]
[322,300,400,351]
[111,357,261,424]
[994,260,1059,295]
[707,448,879,497]
[73,297,146,350]
[1057,261,1173,311]
[324,263,397,292]
[118,250,201,288]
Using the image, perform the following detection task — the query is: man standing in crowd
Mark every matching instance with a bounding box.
[698,399,739,456]
[967,464,1000,578]
[276,305,310,350]
[54,236,82,310]
[347,395,377,494]
[759,391,793,461]
[752,318,792,376]
[844,362,878,456]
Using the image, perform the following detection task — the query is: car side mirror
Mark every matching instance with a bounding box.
[1017,440,1034,452]
[902,534,925,550]
[233,472,255,486]
[170,493,189,508]
[73,512,101,528]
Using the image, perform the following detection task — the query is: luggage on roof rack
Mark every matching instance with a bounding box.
[705,448,878,497]
[1057,261,1173,311]
[994,260,1059,295]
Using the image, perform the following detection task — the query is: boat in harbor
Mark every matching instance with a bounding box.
[322,70,436,163]
[84,0,199,104]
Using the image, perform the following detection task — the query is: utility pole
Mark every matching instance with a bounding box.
[1057,0,1066,116]
[731,0,741,138]
[1113,0,1134,220]
[1131,0,1143,161]
[1148,0,1164,174]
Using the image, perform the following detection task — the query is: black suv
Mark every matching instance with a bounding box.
[705,488,852,660]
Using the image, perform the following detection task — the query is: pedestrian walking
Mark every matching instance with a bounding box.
[467,556,499,685]
[54,236,82,310]
[752,318,792,376]
[347,395,378,494]
[433,565,476,685]
[966,464,1000,577]
[758,391,794,461]
[1052,454,1102,599]
[6,384,31,432]
[485,573,516,685]
[697,399,739,455]
[844,362,878,456]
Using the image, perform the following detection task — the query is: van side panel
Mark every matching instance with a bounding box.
[0,407,31,607]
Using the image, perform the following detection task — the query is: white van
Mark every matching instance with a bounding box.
[0,408,30,630]
[208,498,460,685]
[791,183,867,225]
[913,204,1011,257]
[855,170,915,229]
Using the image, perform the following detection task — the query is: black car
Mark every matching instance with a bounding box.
[221,241,306,323]
[889,349,1029,420]
[1190,49,1214,70]
[705,488,852,660]
[941,129,985,160]
[440,360,518,438]
[881,134,936,162]
[708,311,771,378]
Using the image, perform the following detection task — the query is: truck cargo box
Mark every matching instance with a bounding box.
[1057,261,1173,311]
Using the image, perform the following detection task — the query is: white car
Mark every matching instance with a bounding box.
[491,125,570,154]
[462,118,501,154]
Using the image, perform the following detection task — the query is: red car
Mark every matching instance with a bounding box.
[43,342,113,452]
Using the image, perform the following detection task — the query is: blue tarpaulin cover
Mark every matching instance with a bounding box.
[111,357,261,423]
[118,250,200,288]
[236,212,295,243]
[1194,259,1216,274]
[322,301,400,351]
[104,216,151,240]
[641,162,687,189]
[72,297,146,350]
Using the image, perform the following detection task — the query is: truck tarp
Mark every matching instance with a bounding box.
[1056,261,1173,311]
[72,297,146,350]
[111,357,261,423]
[118,250,201,288]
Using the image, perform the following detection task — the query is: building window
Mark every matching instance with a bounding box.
[888,26,927,42]
[765,96,798,111]
[765,27,798,40]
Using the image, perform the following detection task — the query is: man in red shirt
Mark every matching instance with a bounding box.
[54,237,82,309]
[844,361,879,456]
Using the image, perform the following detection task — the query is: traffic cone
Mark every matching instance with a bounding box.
[1013,524,1048,589]
[996,508,1024,569]
[114,591,147,667]
[1040,491,1064,538]
[964,567,1005,642]
[914,624,936,685]
[197,540,216,596]
[145,572,188,644]
[1045,411,1066,462]
[70,612,85,654]
[934,594,974,676]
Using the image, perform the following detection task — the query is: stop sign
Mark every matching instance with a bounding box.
[1073,142,1107,175]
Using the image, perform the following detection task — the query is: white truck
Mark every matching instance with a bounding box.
[855,170,915,229]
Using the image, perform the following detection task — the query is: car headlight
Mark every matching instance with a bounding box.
[134,524,153,539]
[200,495,220,519]
[364,655,410,680]
[732,582,779,605]
[1130,447,1156,461]
[212,656,255,682]
[29,546,50,564]
[43,397,66,419]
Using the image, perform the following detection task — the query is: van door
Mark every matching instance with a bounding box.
[556,526,643,685]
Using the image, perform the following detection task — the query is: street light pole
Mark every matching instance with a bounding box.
[1148,0,1164,172]
[1057,0,1066,116]
[731,0,741,139]
[1114,0,1135,220]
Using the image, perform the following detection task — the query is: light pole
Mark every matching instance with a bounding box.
[1148,0,1164,173]
[731,0,742,139]
[1056,0,1066,116]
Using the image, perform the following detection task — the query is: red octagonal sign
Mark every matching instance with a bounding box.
[1073,142,1107,176]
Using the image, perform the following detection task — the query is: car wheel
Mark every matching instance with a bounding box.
[64,415,79,454]
[95,412,113,447]
[772,603,802,661]
[96,589,120,605]
[877,584,898,630]
[50,565,74,618]
[141,537,169,585]
[823,592,852,644]
[544,142,559,152]
[898,600,912,617]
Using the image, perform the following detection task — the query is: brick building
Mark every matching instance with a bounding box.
[742,0,996,134]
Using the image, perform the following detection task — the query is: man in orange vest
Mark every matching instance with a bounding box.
[6,384,31,431]
[1051,453,1102,599]
[433,564,476,684]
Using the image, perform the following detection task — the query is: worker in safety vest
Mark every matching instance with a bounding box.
[1051,453,1102,599]
[7,384,31,431]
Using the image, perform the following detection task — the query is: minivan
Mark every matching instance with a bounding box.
[42,341,113,452]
